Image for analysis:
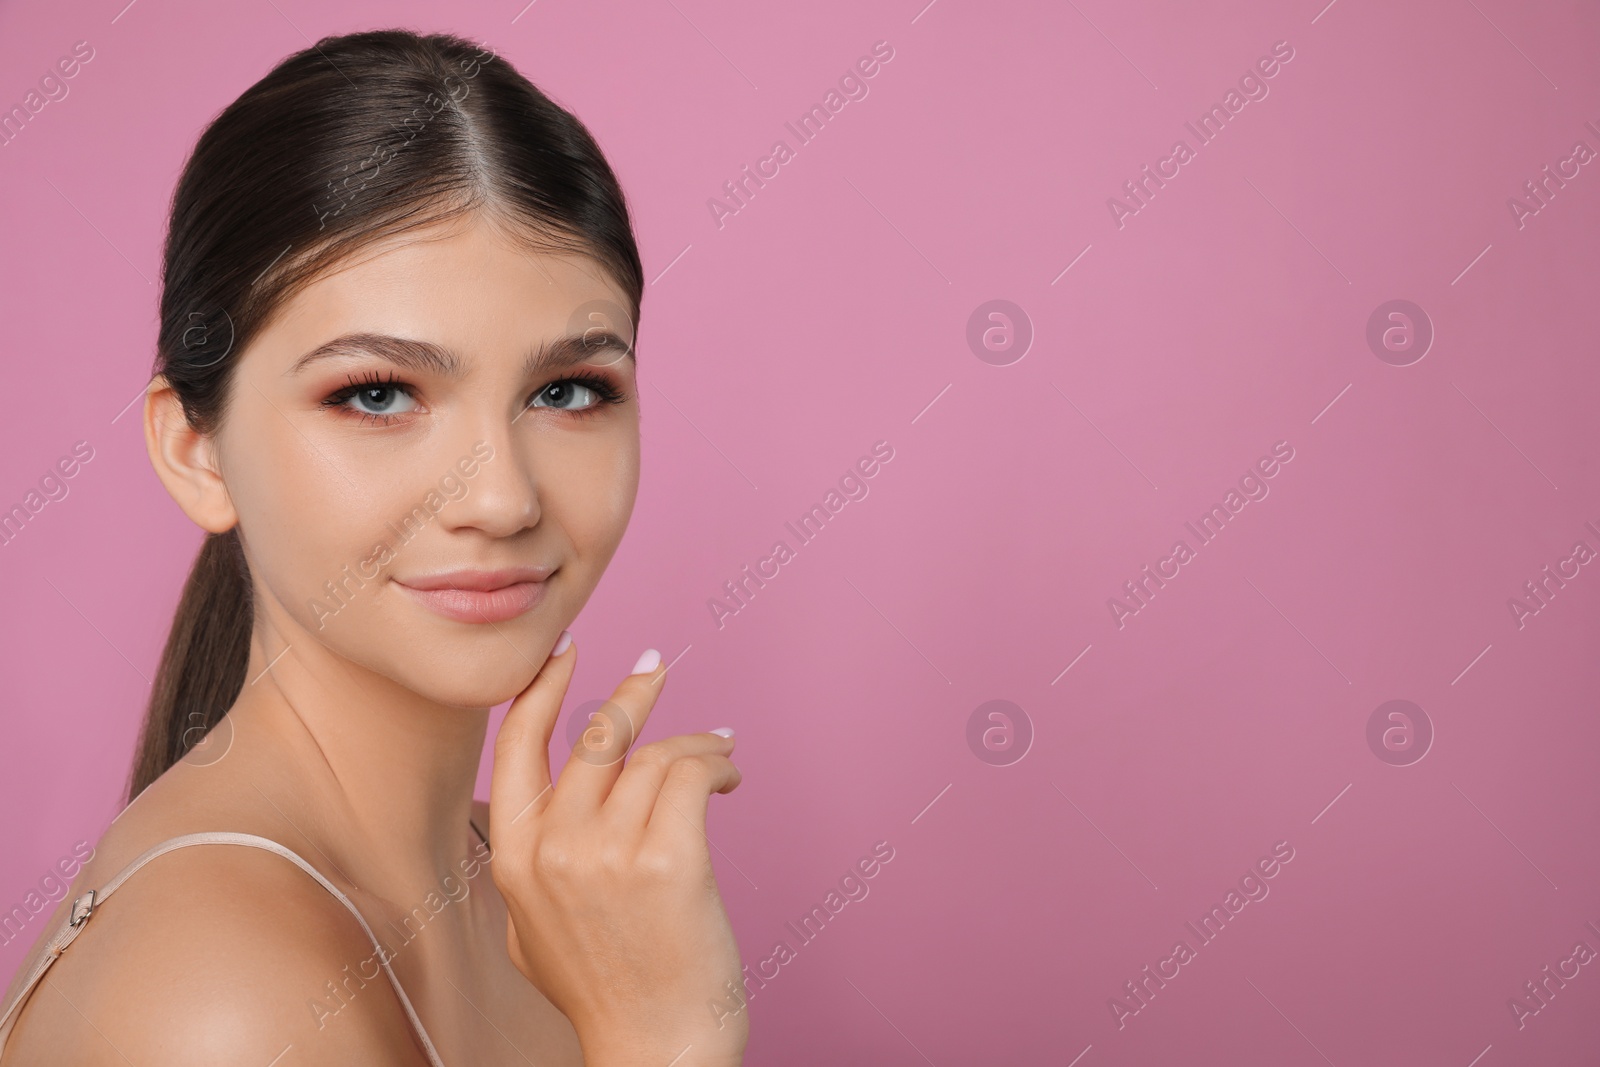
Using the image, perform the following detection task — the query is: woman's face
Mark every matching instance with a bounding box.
[201,212,639,707]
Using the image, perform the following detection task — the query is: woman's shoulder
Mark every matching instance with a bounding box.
[4,836,431,1066]
[2,811,429,1064]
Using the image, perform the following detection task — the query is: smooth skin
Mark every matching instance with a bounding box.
[0,209,745,1066]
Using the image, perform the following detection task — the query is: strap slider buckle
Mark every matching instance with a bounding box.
[68,890,96,928]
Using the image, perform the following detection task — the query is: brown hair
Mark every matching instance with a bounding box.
[126,28,644,803]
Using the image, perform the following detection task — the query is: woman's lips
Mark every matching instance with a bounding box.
[394,578,548,624]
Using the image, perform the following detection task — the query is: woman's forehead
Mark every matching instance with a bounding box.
[250,221,629,369]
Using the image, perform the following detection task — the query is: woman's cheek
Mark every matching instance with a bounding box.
[251,484,400,638]
[535,431,633,528]
[572,447,637,557]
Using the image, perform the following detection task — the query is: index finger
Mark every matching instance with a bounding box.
[489,630,578,840]
[547,648,670,816]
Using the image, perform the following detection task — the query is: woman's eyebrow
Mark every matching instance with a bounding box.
[538,331,635,375]
[286,331,636,377]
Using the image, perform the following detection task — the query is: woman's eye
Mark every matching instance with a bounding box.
[344,384,417,417]
[532,380,601,411]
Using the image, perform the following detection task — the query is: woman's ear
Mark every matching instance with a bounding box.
[143,374,238,534]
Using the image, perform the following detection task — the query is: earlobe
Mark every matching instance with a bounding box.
[143,375,238,533]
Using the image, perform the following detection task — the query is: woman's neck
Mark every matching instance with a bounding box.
[226,620,491,899]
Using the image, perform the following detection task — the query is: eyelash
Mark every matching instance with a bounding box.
[320,370,630,426]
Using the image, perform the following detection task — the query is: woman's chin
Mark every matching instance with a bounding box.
[401,661,548,711]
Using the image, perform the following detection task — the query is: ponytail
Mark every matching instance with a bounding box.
[124,529,253,802]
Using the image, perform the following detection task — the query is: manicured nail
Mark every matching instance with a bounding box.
[630,648,661,675]
[709,727,735,738]
[552,630,572,656]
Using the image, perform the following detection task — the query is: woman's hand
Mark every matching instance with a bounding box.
[489,633,747,1067]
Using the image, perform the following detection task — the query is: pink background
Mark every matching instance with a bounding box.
[3,0,1599,1063]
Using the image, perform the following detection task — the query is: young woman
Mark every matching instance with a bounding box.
[0,28,746,1066]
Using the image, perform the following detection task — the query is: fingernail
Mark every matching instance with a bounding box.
[709,727,735,738]
[551,630,572,656]
[630,648,661,675]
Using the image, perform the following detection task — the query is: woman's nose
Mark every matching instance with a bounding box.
[433,433,540,538]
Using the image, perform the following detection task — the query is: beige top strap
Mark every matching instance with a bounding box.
[0,829,477,1066]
